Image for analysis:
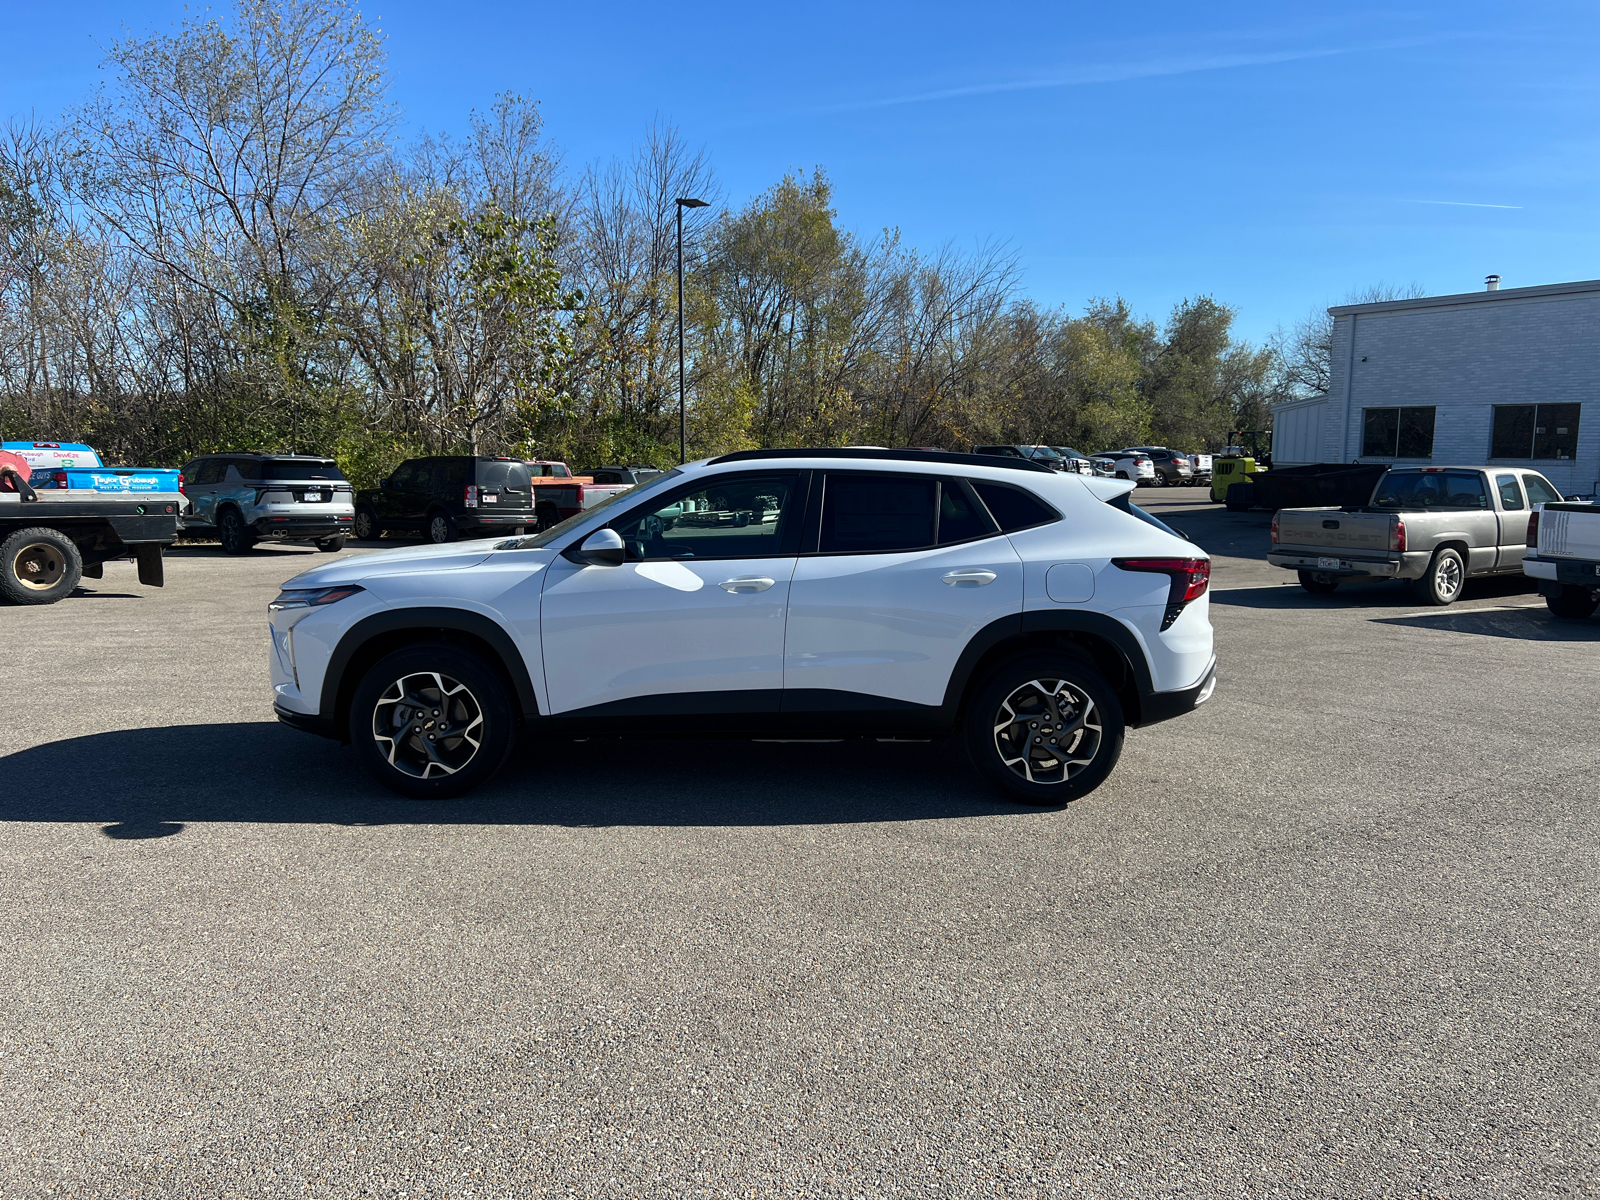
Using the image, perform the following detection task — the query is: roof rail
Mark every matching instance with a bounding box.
[706,447,1057,474]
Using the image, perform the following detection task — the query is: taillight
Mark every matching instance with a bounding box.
[1270,511,1279,544]
[51,470,68,489]
[177,472,187,496]
[1527,510,1539,550]
[1389,516,1406,553]
[465,484,479,508]
[573,483,585,505]
[1113,556,1211,630]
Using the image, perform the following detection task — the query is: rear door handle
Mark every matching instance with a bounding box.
[719,576,775,592]
[942,569,997,586]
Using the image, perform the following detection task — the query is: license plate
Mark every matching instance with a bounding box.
[1317,556,1340,569]
[482,494,497,503]
[302,491,325,502]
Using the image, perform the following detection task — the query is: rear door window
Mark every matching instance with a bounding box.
[1494,474,1525,510]
[819,474,937,554]
[970,481,1060,532]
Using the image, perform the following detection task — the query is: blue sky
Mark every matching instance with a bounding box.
[4,0,1597,343]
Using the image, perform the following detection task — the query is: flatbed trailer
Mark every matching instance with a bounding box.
[0,489,179,605]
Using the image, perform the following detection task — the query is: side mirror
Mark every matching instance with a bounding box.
[566,527,625,567]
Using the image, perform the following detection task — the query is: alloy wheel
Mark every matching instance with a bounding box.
[992,677,1102,785]
[371,671,484,779]
[429,514,452,543]
[1434,555,1462,601]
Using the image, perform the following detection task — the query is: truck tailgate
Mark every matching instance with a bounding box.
[1537,503,1600,559]
[1273,508,1393,552]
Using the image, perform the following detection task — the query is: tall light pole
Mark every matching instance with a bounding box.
[675,197,708,463]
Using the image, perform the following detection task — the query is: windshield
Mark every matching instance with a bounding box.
[505,468,684,549]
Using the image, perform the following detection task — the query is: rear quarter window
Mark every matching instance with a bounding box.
[971,481,1059,532]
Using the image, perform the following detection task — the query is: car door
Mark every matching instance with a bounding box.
[783,472,1024,714]
[186,458,222,524]
[1493,473,1528,569]
[539,471,805,717]
[1441,471,1499,573]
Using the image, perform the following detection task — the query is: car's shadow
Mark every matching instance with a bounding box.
[0,722,1024,837]
[1371,607,1600,641]
[1213,575,1540,610]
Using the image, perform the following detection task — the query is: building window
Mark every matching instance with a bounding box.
[1491,404,1581,460]
[1361,407,1436,458]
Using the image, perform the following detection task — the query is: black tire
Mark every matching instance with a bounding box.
[1115,471,1128,480]
[217,507,256,555]
[1224,482,1256,512]
[535,503,559,532]
[349,643,516,799]
[1298,570,1340,595]
[0,526,83,605]
[1151,471,1167,487]
[1413,547,1465,606]
[964,653,1125,806]
[427,511,457,544]
[354,506,380,541]
[316,537,345,553]
[1546,584,1599,620]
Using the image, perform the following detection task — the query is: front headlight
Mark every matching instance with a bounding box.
[268,584,365,613]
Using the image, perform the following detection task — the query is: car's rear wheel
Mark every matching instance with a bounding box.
[316,537,345,553]
[218,508,256,555]
[1413,547,1464,606]
[354,506,380,541]
[427,511,457,544]
[964,654,1125,806]
[0,526,83,605]
[350,644,515,799]
[1546,584,1599,620]
[1298,570,1340,595]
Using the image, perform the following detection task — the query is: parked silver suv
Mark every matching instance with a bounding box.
[180,453,355,554]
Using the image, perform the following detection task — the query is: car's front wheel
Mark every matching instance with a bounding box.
[1546,584,1599,620]
[964,654,1125,806]
[350,644,515,798]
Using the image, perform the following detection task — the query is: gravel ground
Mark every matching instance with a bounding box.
[0,496,1595,1199]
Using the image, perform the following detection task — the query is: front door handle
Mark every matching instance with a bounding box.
[942,569,997,587]
[719,576,775,593]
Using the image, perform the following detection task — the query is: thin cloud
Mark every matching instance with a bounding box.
[805,36,1443,116]
[1405,199,1524,209]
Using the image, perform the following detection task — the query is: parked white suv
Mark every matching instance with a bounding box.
[268,450,1216,804]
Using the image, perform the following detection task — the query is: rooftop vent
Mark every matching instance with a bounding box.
[1486,274,1501,292]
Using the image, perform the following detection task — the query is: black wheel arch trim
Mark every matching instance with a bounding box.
[319,607,540,732]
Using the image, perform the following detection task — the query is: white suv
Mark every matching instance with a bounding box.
[268,450,1216,804]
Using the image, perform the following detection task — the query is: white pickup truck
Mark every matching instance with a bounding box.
[1523,501,1600,618]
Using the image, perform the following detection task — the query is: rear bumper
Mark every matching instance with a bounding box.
[1136,658,1217,727]
[1525,555,1600,584]
[459,513,532,533]
[253,514,355,539]
[1267,549,1429,580]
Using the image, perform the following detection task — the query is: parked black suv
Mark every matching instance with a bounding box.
[354,456,534,543]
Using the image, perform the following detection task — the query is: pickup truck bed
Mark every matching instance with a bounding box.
[0,488,178,604]
[1522,501,1600,618]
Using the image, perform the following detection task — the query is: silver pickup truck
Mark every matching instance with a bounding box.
[1268,466,1565,605]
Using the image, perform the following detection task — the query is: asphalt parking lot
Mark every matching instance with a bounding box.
[2,491,1596,1199]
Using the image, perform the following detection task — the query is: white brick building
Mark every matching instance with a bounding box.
[1271,277,1600,496]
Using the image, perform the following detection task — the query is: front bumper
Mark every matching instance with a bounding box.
[275,703,339,740]
[1267,549,1430,580]
[1137,658,1217,726]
